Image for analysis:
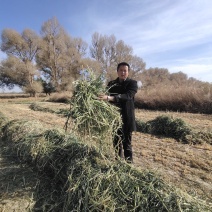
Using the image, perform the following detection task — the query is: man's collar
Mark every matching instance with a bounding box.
[116,77,129,83]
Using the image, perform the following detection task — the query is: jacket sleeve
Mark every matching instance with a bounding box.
[114,80,138,103]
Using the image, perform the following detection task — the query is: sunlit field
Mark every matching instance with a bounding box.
[0,95,211,211]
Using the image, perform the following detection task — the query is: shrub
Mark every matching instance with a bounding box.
[23,81,43,97]
[135,85,212,114]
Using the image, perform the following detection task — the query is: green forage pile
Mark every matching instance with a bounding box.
[69,69,122,150]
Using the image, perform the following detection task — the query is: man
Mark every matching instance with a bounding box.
[98,62,138,162]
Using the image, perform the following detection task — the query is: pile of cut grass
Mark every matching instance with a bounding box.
[136,115,212,144]
[0,112,8,130]
[185,131,212,145]
[29,103,56,113]
[136,115,191,140]
[29,103,70,117]
[0,118,211,211]
[48,92,71,103]
[67,69,122,150]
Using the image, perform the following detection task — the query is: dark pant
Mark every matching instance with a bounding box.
[113,128,133,162]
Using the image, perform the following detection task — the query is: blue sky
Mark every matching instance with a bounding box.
[0,0,212,92]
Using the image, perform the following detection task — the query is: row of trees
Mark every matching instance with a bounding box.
[0,17,146,95]
[0,17,211,97]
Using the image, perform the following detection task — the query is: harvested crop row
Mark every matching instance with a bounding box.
[0,114,211,211]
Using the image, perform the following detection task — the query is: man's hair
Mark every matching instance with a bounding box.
[117,62,130,71]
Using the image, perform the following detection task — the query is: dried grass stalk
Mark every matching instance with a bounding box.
[1,118,211,211]
[68,69,122,151]
[0,112,8,130]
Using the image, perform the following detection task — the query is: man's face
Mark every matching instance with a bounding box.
[117,65,129,81]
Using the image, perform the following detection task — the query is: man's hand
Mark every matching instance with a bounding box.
[98,94,114,102]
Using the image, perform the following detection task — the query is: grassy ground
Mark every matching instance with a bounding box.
[0,97,211,210]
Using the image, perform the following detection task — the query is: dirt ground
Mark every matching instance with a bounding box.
[0,97,211,211]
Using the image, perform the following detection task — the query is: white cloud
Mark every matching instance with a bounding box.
[82,0,212,58]
[166,57,212,82]
[106,0,212,83]
[125,0,212,55]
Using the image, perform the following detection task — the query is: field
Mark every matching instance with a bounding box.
[0,96,211,211]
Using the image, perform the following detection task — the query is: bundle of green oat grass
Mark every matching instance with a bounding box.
[67,69,122,150]
[1,118,211,211]
[136,115,212,145]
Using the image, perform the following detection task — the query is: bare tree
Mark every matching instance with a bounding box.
[90,32,105,63]
[0,28,41,94]
[0,56,28,88]
[141,68,170,87]
[103,34,116,68]
[170,71,188,86]
[1,28,40,63]
[90,32,145,81]
[36,17,87,91]
[128,55,146,80]
[114,40,133,64]
[72,37,88,57]
[90,32,133,68]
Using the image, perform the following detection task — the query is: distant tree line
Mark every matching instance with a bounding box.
[0,17,146,96]
[0,17,211,113]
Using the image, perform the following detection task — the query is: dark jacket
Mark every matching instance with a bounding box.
[107,77,138,132]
